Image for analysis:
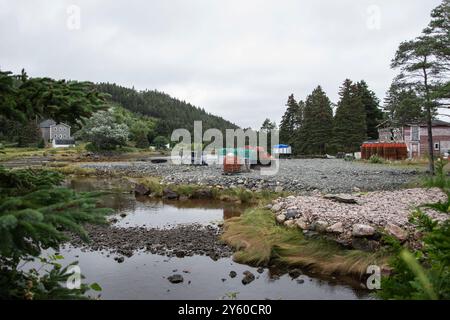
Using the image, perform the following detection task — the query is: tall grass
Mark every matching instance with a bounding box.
[222,209,387,277]
[422,158,450,189]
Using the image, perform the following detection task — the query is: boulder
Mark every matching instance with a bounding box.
[276,214,286,224]
[271,203,282,212]
[285,209,299,219]
[311,220,328,233]
[163,188,179,200]
[191,189,214,199]
[385,223,408,242]
[327,222,344,234]
[296,218,309,230]
[323,194,358,204]
[229,271,237,278]
[168,274,184,284]
[242,271,255,285]
[134,184,150,196]
[275,186,284,193]
[284,220,296,228]
[352,224,375,237]
[288,268,302,279]
[351,238,380,252]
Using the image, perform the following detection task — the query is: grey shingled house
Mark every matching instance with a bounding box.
[39,119,72,144]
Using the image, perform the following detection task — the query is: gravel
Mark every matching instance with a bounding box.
[269,188,448,244]
[68,223,233,260]
[80,159,421,193]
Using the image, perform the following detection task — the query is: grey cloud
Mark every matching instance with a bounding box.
[0,0,442,129]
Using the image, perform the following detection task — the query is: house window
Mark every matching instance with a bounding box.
[411,126,419,141]
[434,142,440,151]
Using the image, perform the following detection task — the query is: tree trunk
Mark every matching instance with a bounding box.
[423,63,434,175]
[427,106,435,175]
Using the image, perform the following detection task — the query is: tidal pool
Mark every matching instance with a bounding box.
[56,177,374,300]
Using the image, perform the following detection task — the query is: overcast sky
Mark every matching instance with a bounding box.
[0,0,442,129]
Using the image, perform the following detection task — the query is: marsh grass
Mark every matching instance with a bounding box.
[52,164,97,176]
[137,177,285,204]
[222,209,388,277]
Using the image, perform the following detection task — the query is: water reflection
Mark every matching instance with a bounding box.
[62,177,374,300]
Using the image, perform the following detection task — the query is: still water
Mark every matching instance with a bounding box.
[54,177,374,300]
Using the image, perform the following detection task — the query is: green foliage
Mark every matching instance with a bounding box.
[153,135,169,149]
[422,158,450,189]
[298,86,333,155]
[0,69,108,126]
[18,121,42,147]
[37,138,46,149]
[384,83,424,126]
[0,166,112,299]
[379,213,450,300]
[260,118,276,132]
[390,0,449,173]
[357,80,383,140]
[369,155,384,164]
[333,79,367,153]
[75,110,130,150]
[135,131,150,149]
[379,149,450,299]
[111,105,155,143]
[279,94,302,146]
[95,83,238,137]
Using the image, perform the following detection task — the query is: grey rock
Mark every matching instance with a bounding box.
[271,203,282,212]
[385,223,408,242]
[276,214,286,224]
[242,271,255,285]
[296,218,309,230]
[163,188,179,200]
[288,268,302,279]
[285,209,298,219]
[323,194,358,204]
[168,274,184,283]
[327,222,344,234]
[352,224,375,237]
[311,220,328,233]
[134,184,150,196]
[114,256,125,263]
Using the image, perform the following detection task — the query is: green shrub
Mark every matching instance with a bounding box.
[0,166,112,299]
[369,155,384,164]
[422,158,450,189]
[37,138,45,149]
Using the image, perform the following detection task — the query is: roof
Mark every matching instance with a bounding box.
[50,122,71,128]
[378,119,450,128]
[273,144,290,148]
[39,119,56,128]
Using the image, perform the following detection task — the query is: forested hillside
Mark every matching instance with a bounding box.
[96,83,239,136]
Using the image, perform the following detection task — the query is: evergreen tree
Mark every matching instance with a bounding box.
[356,81,383,140]
[300,86,333,155]
[0,68,113,299]
[333,79,367,152]
[279,94,302,146]
[384,83,424,125]
[135,131,150,149]
[391,0,450,173]
[17,120,42,147]
[260,118,277,132]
